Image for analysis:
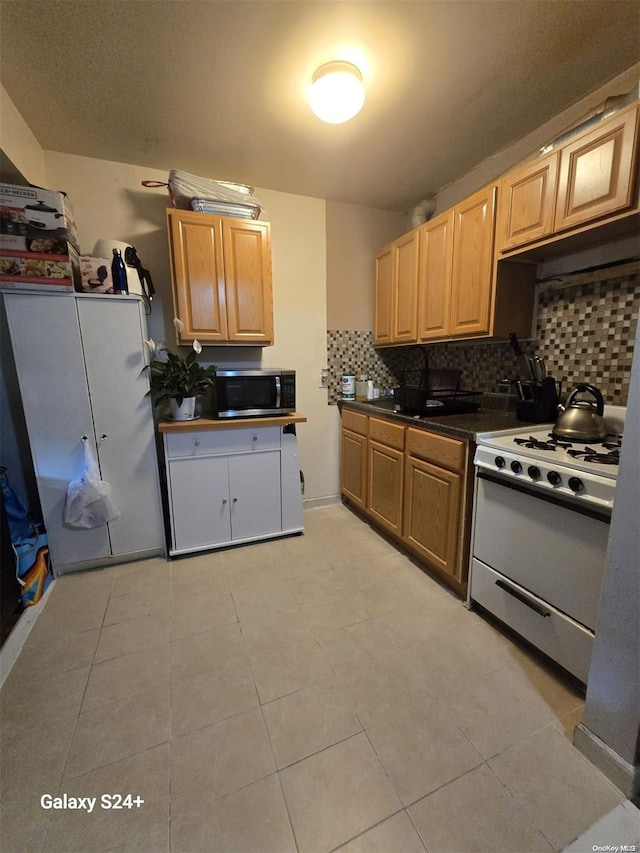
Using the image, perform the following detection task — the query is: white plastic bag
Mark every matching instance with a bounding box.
[64,439,120,529]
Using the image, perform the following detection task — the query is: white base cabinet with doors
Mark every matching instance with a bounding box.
[3,292,165,575]
[160,417,306,556]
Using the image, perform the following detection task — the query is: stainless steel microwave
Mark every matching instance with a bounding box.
[214,369,296,418]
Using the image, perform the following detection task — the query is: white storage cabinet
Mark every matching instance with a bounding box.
[163,425,303,555]
[3,292,165,574]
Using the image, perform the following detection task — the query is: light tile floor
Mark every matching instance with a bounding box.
[0,504,634,853]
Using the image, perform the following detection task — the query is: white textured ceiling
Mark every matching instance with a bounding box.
[1,0,639,211]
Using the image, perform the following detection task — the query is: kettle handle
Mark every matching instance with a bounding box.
[566,383,604,415]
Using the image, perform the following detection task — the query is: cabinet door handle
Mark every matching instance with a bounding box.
[100,434,107,441]
[222,498,228,505]
[252,435,258,442]
[232,497,238,503]
[194,440,200,446]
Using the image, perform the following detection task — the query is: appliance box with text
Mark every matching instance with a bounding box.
[78,256,113,293]
[0,242,81,293]
[0,182,80,253]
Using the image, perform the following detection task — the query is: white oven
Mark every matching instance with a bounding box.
[468,410,624,684]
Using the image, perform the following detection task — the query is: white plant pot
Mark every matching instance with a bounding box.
[169,396,197,421]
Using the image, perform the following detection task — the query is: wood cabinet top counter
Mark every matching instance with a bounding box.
[158,413,307,433]
[339,400,527,441]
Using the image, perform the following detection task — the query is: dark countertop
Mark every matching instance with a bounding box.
[339,398,543,441]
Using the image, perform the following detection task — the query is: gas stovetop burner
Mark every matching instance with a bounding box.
[566,447,621,465]
[512,433,623,458]
[513,435,572,451]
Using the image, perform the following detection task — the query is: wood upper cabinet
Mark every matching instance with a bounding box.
[496,103,639,256]
[167,209,273,345]
[393,231,419,343]
[555,103,639,233]
[374,230,419,345]
[374,244,393,344]
[417,210,453,341]
[376,182,534,345]
[449,184,497,338]
[222,218,274,343]
[497,152,559,252]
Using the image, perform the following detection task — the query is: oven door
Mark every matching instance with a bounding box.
[472,473,609,630]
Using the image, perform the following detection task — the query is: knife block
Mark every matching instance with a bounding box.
[516,377,559,423]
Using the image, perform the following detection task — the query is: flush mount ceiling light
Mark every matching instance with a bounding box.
[308,60,365,124]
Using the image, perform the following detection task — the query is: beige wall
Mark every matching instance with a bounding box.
[326,200,406,331]
[0,84,46,187]
[43,154,342,503]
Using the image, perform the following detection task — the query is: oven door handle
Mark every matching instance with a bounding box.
[495,579,551,618]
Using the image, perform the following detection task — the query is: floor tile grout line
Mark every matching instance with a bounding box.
[257,701,301,852]
[403,804,431,852]
[480,759,558,851]
[325,806,412,853]
[49,571,116,816]
[269,729,365,775]
[3,508,622,851]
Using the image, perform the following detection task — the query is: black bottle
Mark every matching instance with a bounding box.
[111,249,128,294]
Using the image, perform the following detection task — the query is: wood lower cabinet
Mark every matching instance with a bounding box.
[367,417,406,537]
[167,208,273,345]
[403,456,462,579]
[367,440,404,536]
[340,409,369,509]
[403,427,469,583]
[341,429,367,509]
[340,408,472,594]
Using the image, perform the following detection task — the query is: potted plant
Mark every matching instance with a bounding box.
[144,319,216,420]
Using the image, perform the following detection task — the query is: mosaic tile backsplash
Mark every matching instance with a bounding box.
[327,271,639,406]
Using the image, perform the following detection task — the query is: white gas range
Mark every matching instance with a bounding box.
[469,406,626,685]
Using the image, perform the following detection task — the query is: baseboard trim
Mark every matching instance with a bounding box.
[0,580,55,688]
[302,495,341,510]
[573,723,639,802]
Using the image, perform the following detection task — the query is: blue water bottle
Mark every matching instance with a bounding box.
[111,249,128,294]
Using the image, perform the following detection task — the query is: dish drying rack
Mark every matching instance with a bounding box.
[393,386,483,416]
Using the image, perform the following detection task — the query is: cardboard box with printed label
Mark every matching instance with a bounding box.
[78,256,113,293]
[0,182,79,251]
[0,243,81,293]
[0,183,81,292]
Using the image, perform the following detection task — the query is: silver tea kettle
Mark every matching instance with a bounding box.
[552,383,607,442]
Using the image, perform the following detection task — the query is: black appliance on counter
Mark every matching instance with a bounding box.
[214,369,296,418]
[393,364,482,417]
[393,386,482,417]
